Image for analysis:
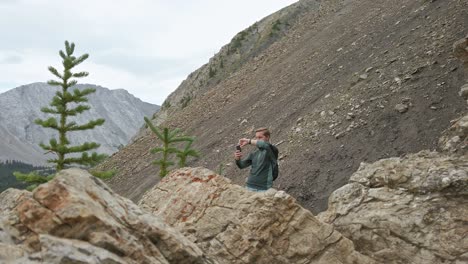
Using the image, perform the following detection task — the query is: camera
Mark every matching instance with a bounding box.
[236,145,242,152]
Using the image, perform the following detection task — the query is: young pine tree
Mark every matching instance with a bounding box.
[15,41,108,188]
[176,141,200,167]
[144,117,199,177]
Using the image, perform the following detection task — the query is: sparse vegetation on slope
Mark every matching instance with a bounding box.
[144,117,199,177]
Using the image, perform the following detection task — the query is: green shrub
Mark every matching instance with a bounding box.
[144,117,199,177]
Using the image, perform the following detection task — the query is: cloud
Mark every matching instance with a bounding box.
[0,50,54,85]
[0,52,23,64]
[0,0,298,105]
[80,61,185,104]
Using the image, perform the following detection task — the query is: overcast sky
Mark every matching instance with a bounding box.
[0,0,297,105]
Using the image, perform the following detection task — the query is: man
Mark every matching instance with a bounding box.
[235,127,277,192]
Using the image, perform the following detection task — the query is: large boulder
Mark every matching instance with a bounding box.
[0,168,212,264]
[139,167,376,264]
[318,151,468,264]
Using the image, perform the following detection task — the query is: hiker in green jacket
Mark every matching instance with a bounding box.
[235,127,276,192]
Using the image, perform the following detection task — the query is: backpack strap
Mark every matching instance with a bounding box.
[268,143,279,159]
[267,143,279,181]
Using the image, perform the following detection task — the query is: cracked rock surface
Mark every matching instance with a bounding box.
[318,151,468,264]
[0,168,212,264]
[139,167,375,264]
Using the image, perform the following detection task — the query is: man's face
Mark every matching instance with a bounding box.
[255,131,269,141]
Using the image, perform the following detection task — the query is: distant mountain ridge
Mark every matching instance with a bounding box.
[0,82,159,165]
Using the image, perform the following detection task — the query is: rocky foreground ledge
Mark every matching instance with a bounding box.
[318,151,468,264]
[0,168,211,264]
[1,154,466,264]
[0,168,373,264]
[139,167,374,264]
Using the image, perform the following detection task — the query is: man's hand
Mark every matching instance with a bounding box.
[239,138,250,147]
[234,150,243,160]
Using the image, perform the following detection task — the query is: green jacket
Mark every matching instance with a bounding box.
[236,140,274,190]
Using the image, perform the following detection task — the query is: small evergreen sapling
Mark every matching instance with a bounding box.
[144,117,199,177]
[176,141,200,167]
[15,41,111,189]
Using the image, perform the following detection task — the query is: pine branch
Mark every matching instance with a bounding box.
[65,105,90,116]
[39,141,56,152]
[68,80,77,87]
[67,118,105,131]
[150,147,165,154]
[48,66,62,79]
[165,147,179,154]
[74,54,89,66]
[63,152,107,166]
[72,71,89,78]
[51,96,64,107]
[144,117,163,139]
[168,128,182,138]
[14,171,51,184]
[170,136,194,143]
[35,117,59,130]
[59,50,67,60]
[65,40,73,56]
[184,149,200,158]
[47,80,62,86]
[40,107,60,114]
[14,171,55,190]
[46,158,59,164]
[76,88,96,97]
[63,70,72,81]
[176,141,200,167]
[163,127,170,141]
[63,58,73,71]
[69,42,75,54]
[62,91,73,103]
[67,142,100,153]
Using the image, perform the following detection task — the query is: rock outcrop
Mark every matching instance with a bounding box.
[1,158,466,263]
[0,168,211,264]
[318,151,468,264]
[439,114,468,154]
[139,167,376,264]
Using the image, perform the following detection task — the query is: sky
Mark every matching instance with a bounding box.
[0,0,298,105]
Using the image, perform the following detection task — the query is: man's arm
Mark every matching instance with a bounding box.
[239,138,268,150]
[235,152,252,169]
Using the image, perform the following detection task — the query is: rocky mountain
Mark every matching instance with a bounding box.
[147,0,322,128]
[0,82,159,166]
[99,0,467,214]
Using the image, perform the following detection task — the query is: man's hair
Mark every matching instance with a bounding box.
[255,127,270,138]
